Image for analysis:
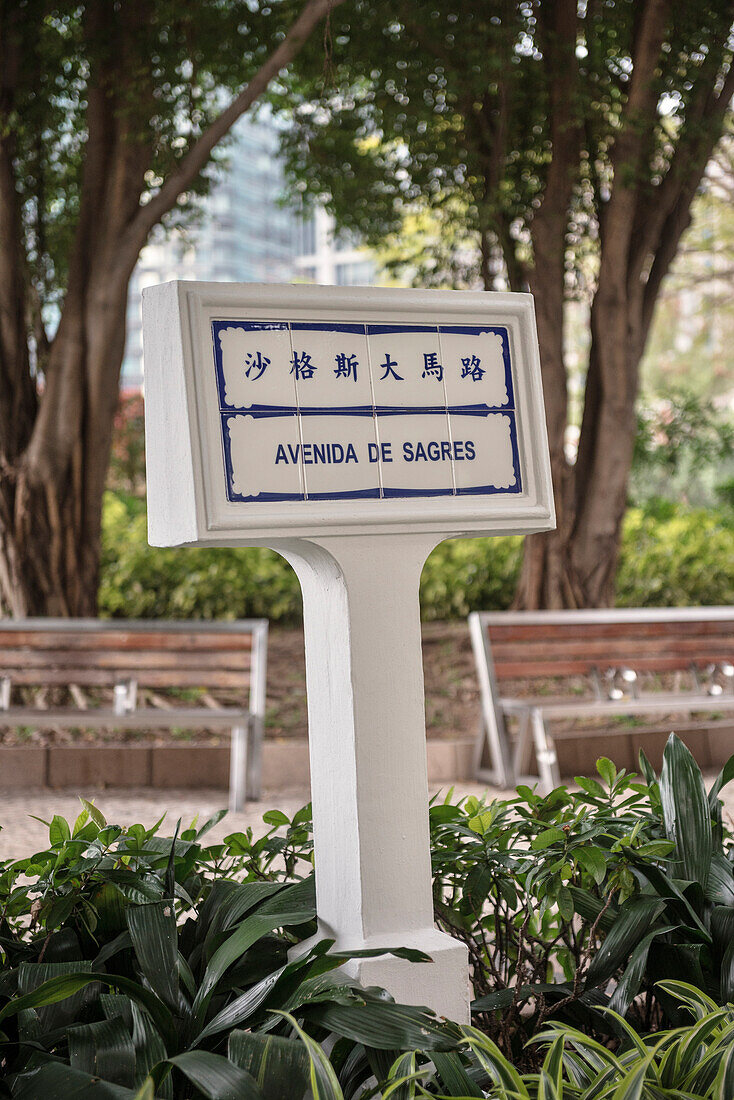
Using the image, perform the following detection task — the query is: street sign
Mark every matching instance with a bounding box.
[144,283,553,545]
[143,282,554,1022]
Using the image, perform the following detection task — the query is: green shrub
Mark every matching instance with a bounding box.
[617,504,734,607]
[99,492,734,621]
[3,737,734,1095]
[0,803,463,1097]
[225,736,734,1061]
[458,982,734,1098]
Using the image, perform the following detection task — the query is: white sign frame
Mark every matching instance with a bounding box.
[143,281,555,1023]
[143,282,554,547]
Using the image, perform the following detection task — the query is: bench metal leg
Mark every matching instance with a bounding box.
[246,717,263,802]
[513,709,533,779]
[229,724,248,812]
[531,708,560,793]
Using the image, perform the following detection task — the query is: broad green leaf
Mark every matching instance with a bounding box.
[575,846,607,885]
[0,969,175,1048]
[262,809,290,826]
[166,1051,263,1100]
[131,1002,170,1095]
[49,814,71,846]
[574,777,607,800]
[532,828,567,851]
[309,1001,461,1051]
[193,909,315,1016]
[127,901,179,1012]
[68,1015,137,1087]
[706,855,734,906]
[194,964,288,1044]
[608,925,679,1017]
[431,1051,484,1097]
[273,1010,344,1100]
[2,969,94,1024]
[81,797,107,828]
[228,1029,310,1100]
[13,1062,140,1098]
[708,753,734,811]
[597,758,617,788]
[134,1081,156,1100]
[659,734,713,888]
[586,896,665,989]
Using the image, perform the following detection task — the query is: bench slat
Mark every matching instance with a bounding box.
[0,631,253,652]
[487,620,734,643]
[3,669,250,689]
[0,649,252,673]
[0,707,249,729]
[493,655,733,678]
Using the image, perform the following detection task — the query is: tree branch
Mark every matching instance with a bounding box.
[118,0,346,270]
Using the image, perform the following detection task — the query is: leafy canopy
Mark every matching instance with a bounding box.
[276,0,734,288]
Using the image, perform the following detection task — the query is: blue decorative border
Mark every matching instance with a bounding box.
[211,320,522,502]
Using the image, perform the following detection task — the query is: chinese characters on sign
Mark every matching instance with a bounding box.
[213,321,520,502]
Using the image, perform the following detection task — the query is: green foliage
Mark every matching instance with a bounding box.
[100,491,734,621]
[631,389,734,508]
[459,984,734,1098]
[276,0,734,297]
[224,736,734,1062]
[0,803,461,1097]
[616,504,734,607]
[3,737,734,1094]
[99,493,303,622]
[9,0,305,316]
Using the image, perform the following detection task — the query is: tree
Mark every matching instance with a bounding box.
[278,0,734,606]
[0,0,342,616]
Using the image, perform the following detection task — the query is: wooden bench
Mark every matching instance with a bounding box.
[469,608,734,792]
[0,618,268,809]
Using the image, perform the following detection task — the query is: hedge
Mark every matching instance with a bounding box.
[99,491,734,622]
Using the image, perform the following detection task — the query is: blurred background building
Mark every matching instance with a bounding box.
[121,114,378,390]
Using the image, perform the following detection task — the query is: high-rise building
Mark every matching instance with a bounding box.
[122,112,301,389]
[293,207,378,288]
[122,114,384,391]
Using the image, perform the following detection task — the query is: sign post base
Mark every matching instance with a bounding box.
[280,534,470,1022]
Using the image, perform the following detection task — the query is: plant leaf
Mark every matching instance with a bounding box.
[659,733,713,888]
[127,901,179,1012]
[68,1015,137,1087]
[228,1029,310,1100]
[166,1051,264,1100]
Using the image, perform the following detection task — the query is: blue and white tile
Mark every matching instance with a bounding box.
[289,323,374,409]
[440,326,511,409]
[299,413,380,497]
[225,413,304,500]
[366,325,448,409]
[376,413,455,495]
[215,323,297,410]
[449,412,519,493]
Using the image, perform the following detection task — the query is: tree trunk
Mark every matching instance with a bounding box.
[0,0,343,617]
[512,0,579,609]
[0,287,128,616]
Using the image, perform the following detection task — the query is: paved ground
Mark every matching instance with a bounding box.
[0,781,498,860]
[3,775,732,861]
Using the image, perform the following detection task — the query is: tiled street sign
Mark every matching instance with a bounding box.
[143,283,554,1023]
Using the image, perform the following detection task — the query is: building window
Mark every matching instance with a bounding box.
[335,260,375,286]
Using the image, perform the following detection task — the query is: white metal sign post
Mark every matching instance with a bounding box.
[143,283,554,1022]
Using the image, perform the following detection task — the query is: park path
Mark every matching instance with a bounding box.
[0,781,497,861]
[2,776,732,862]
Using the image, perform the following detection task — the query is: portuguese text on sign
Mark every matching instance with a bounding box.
[212,321,521,503]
